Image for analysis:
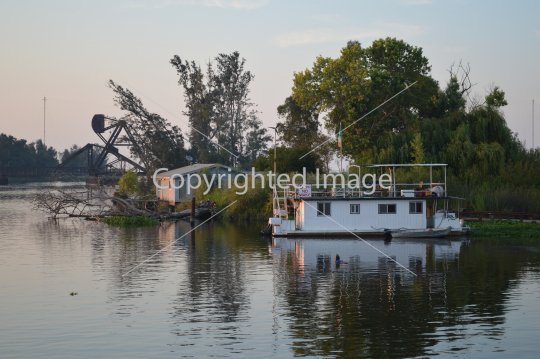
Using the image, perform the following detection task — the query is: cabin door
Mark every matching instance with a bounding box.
[426,202,434,228]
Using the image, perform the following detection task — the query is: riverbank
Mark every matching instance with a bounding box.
[468,220,540,244]
[102,215,159,226]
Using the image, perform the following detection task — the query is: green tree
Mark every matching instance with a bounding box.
[31,139,58,167]
[118,171,139,197]
[108,80,188,173]
[276,96,319,149]
[60,144,87,168]
[410,133,425,164]
[485,86,507,108]
[171,51,270,167]
[169,59,217,163]
[0,134,58,168]
[280,38,540,211]
[0,133,34,168]
[288,38,438,163]
[253,147,321,174]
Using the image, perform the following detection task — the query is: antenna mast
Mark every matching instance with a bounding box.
[43,96,47,146]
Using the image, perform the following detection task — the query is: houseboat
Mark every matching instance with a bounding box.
[269,164,469,238]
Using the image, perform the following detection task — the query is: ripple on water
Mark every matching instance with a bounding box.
[2,185,540,358]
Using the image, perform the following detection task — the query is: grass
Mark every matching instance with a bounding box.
[468,220,540,244]
[194,180,272,223]
[103,215,159,227]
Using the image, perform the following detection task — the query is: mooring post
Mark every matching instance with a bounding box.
[190,196,196,227]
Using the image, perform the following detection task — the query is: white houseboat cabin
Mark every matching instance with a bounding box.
[269,164,469,238]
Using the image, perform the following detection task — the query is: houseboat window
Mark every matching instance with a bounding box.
[317,202,331,216]
[350,204,360,214]
[409,201,423,214]
[378,203,397,214]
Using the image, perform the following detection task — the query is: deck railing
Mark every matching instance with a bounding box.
[273,182,446,200]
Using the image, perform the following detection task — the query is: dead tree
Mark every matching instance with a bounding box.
[33,188,112,219]
[448,60,478,109]
[33,186,156,219]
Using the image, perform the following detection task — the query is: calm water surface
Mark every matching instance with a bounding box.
[1,183,540,358]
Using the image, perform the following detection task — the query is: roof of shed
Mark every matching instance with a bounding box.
[156,163,231,178]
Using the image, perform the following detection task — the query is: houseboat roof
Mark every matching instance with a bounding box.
[300,196,452,201]
[367,163,448,168]
[156,163,231,178]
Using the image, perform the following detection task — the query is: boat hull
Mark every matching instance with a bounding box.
[272,227,468,238]
[391,227,452,239]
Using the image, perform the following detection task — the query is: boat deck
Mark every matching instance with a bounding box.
[274,229,469,238]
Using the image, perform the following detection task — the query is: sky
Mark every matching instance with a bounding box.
[1,0,539,153]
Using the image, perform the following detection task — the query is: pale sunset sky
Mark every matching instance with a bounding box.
[1,0,539,152]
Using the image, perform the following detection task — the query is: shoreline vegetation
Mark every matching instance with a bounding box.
[27,172,540,244]
[467,220,540,243]
[102,215,159,227]
[7,38,539,238]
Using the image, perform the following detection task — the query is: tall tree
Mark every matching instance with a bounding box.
[276,96,319,149]
[60,145,87,168]
[169,59,218,163]
[0,134,58,168]
[31,139,58,167]
[288,38,438,163]
[171,51,269,167]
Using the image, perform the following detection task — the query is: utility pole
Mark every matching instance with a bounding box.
[43,96,47,146]
[269,126,278,216]
[350,164,362,196]
[533,99,535,149]
[269,126,277,176]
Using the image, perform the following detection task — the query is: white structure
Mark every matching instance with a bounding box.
[272,237,464,273]
[155,163,234,205]
[270,164,468,238]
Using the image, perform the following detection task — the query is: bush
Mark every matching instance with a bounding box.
[118,171,139,197]
[194,178,272,223]
[469,220,540,242]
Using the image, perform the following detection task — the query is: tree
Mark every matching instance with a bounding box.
[169,59,217,163]
[60,144,87,168]
[108,80,188,172]
[244,118,271,164]
[0,134,57,168]
[410,133,425,164]
[253,147,321,174]
[288,38,438,163]
[0,133,34,168]
[171,51,269,167]
[276,96,319,149]
[31,139,58,167]
[276,38,540,212]
[485,86,508,108]
[118,171,139,197]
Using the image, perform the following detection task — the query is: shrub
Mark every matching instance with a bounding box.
[118,171,139,197]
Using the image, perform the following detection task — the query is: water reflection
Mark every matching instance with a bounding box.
[270,238,539,358]
[2,184,540,358]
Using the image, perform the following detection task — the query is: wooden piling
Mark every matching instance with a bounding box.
[190,197,196,226]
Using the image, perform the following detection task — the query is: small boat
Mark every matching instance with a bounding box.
[391,226,451,239]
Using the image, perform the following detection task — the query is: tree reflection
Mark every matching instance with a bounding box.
[169,222,270,346]
[272,239,540,358]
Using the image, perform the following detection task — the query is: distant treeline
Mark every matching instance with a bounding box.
[0,133,85,169]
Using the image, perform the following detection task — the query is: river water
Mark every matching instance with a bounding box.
[1,183,540,358]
